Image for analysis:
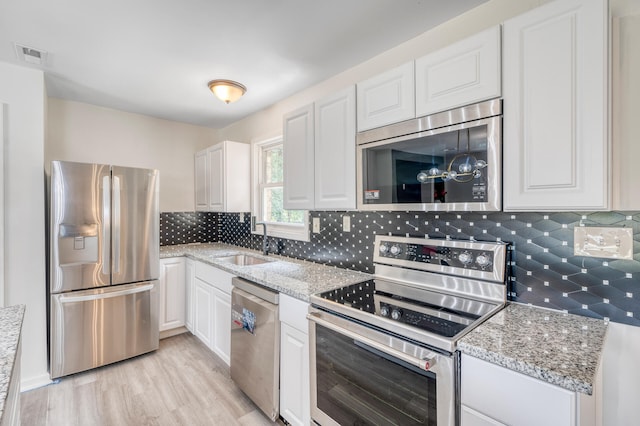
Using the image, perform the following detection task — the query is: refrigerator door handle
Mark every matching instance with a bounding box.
[102,175,111,275]
[113,175,121,274]
[58,283,155,303]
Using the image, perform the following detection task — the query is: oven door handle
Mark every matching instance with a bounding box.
[308,312,437,372]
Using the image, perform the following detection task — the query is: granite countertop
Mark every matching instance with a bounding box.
[160,243,373,301]
[0,304,25,420]
[458,303,607,395]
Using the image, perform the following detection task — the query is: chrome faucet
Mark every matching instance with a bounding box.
[251,216,269,255]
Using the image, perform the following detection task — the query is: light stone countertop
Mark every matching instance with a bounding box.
[162,243,608,395]
[160,243,373,302]
[458,303,607,395]
[0,304,25,421]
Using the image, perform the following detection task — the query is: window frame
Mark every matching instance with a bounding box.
[251,136,309,242]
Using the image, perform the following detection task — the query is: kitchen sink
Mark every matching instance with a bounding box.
[216,254,272,266]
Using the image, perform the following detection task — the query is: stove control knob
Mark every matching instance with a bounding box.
[476,253,492,268]
[391,308,402,321]
[379,243,390,255]
[458,251,474,265]
[390,245,402,256]
[380,305,390,317]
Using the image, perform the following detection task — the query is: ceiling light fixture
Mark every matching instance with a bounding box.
[207,79,247,104]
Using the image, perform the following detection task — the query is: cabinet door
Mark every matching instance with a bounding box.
[503,0,608,211]
[159,258,186,332]
[223,141,251,212]
[283,104,315,210]
[356,61,415,131]
[193,278,213,348]
[207,144,225,211]
[612,9,640,210]
[212,287,231,366]
[415,26,501,117]
[461,406,506,426]
[461,354,576,426]
[185,259,195,333]
[194,149,208,211]
[280,322,310,426]
[314,86,356,210]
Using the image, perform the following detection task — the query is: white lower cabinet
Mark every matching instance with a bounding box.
[461,406,506,426]
[185,258,195,333]
[159,257,186,332]
[461,354,597,426]
[194,277,214,348]
[211,287,231,365]
[191,261,233,365]
[279,294,310,426]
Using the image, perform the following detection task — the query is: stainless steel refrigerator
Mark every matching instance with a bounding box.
[49,160,160,379]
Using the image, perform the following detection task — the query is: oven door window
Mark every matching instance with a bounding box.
[315,324,437,426]
[362,125,489,206]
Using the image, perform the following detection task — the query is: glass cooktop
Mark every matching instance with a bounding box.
[315,279,491,339]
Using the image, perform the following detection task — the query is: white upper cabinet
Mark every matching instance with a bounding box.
[503,0,609,211]
[356,62,415,131]
[195,140,250,212]
[415,26,502,117]
[194,150,208,211]
[284,87,357,211]
[612,4,640,210]
[207,144,225,211]
[314,86,356,210]
[283,104,315,210]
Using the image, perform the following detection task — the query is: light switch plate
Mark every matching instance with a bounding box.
[343,215,351,232]
[312,217,320,233]
[574,226,633,260]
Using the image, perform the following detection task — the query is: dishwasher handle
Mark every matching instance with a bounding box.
[232,277,279,304]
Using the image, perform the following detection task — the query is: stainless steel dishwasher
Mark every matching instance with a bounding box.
[230,277,280,421]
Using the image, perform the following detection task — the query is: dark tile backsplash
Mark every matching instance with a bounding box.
[162,210,640,327]
[160,212,218,246]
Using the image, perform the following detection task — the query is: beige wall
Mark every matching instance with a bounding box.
[216,0,550,144]
[46,98,218,212]
[0,61,49,389]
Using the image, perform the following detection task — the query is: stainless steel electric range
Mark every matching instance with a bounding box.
[308,235,509,426]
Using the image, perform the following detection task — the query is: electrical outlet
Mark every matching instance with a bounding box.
[239,213,245,223]
[312,217,320,233]
[343,215,351,232]
[574,226,633,259]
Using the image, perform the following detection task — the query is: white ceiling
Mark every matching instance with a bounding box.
[0,0,486,129]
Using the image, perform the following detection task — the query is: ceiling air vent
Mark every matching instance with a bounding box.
[14,43,47,65]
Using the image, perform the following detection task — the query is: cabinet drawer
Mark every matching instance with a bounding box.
[195,261,233,294]
[279,293,309,333]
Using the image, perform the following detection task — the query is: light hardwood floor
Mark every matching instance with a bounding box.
[21,333,279,426]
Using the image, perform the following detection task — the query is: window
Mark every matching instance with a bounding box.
[252,137,309,241]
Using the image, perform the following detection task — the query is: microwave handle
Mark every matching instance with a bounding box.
[307,312,437,371]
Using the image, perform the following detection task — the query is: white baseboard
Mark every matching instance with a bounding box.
[20,372,52,392]
[160,326,188,340]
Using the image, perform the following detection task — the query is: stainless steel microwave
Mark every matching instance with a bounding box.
[357,99,502,212]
